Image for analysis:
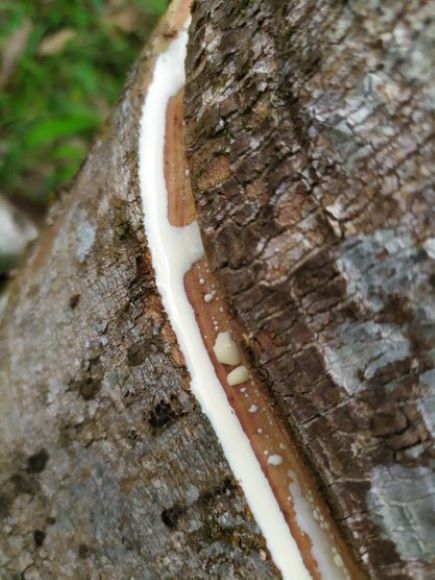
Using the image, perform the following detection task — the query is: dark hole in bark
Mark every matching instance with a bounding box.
[78,543,90,558]
[148,394,189,433]
[222,477,235,493]
[33,529,45,547]
[78,378,101,400]
[149,400,177,430]
[26,449,49,473]
[161,505,184,529]
[69,293,81,309]
[128,428,139,441]
[126,343,146,366]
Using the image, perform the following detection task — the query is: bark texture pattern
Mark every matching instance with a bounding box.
[0,9,277,579]
[185,1,435,578]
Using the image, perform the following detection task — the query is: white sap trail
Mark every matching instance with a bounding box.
[288,472,349,580]
[138,22,346,580]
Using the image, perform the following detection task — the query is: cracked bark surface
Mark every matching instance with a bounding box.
[0,4,277,578]
[185,1,435,578]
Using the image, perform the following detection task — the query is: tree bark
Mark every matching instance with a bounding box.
[0,3,277,578]
[1,0,434,578]
[185,1,435,578]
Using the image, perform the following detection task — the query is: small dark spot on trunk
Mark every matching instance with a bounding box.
[127,428,139,441]
[26,449,49,473]
[222,477,236,494]
[78,543,90,558]
[69,293,81,309]
[70,357,103,400]
[161,505,184,529]
[33,529,45,547]
[77,378,101,400]
[127,343,149,366]
[148,395,188,432]
[149,400,177,430]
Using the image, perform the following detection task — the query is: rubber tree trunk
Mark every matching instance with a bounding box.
[184,1,435,578]
[0,0,434,579]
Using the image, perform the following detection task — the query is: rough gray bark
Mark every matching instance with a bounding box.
[185,1,435,578]
[0,5,277,579]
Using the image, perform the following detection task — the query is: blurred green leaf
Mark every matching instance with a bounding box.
[27,115,99,147]
[0,0,167,209]
[52,141,87,162]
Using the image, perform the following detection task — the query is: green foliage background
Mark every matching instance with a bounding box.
[0,0,167,213]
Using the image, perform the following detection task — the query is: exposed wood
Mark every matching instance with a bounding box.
[166,91,196,227]
[168,87,362,577]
